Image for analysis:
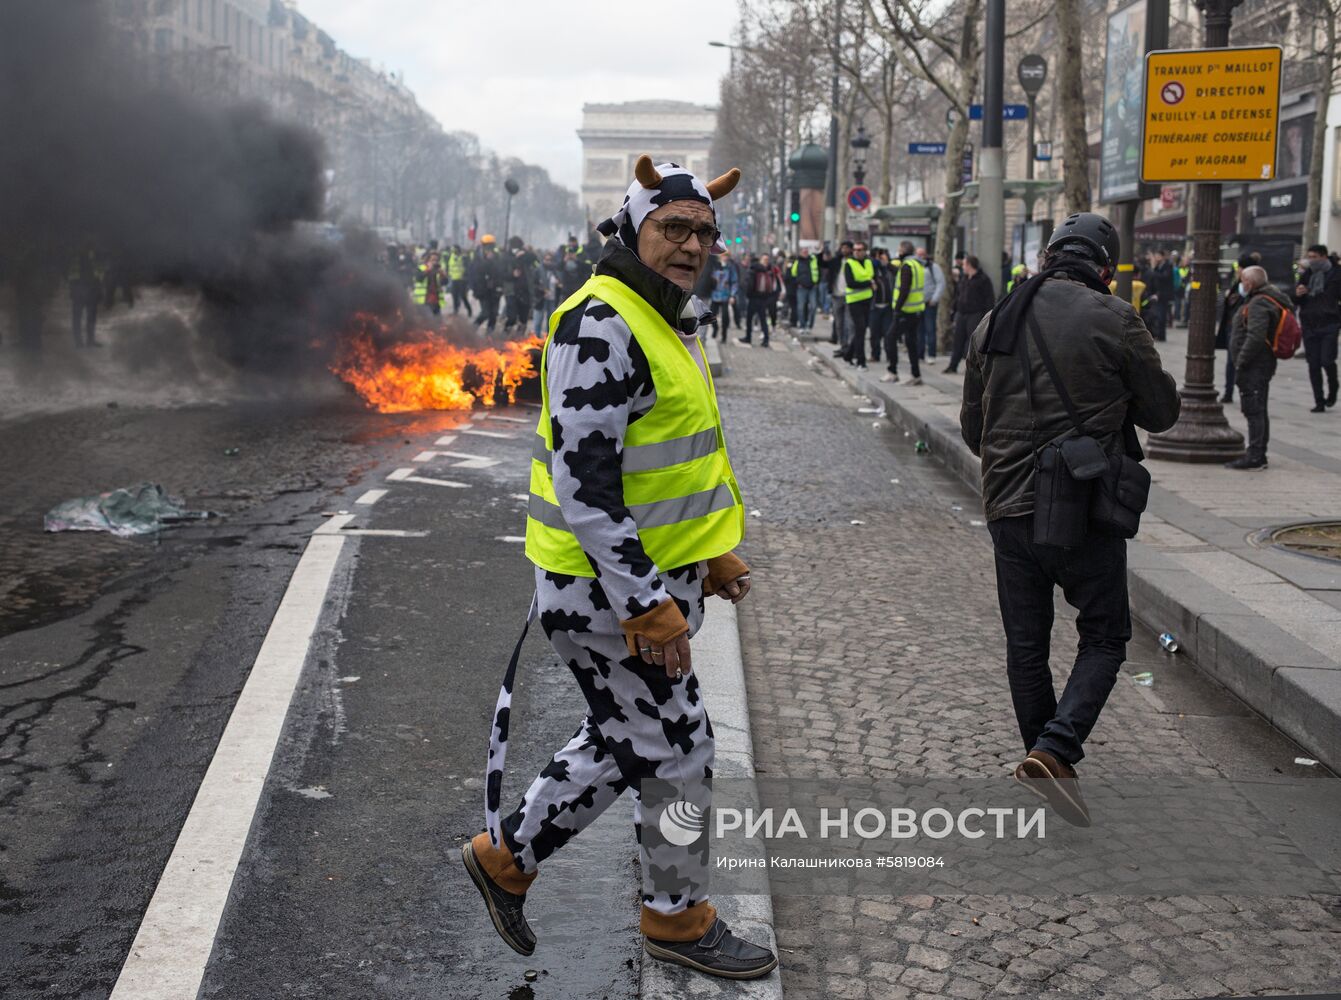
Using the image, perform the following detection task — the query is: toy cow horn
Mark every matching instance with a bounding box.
[634,154,662,189]
[706,168,741,200]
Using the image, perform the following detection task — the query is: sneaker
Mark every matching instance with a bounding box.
[904,377,923,386]
[879,373,898,383]
[737,337,752,346]
[461,841,536,956]
[1219,391,1234,404]
[832,348,844,357]
[1014,750,1091,828]
[942,366,958,375]
[1224,455,1267,469]
[856,362,868,370]
[1311,404,1327,413]
[644,917,778,980]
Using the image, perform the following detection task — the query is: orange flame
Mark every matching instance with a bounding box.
[332,313,542,413]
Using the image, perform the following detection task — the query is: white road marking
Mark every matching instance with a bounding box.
[408,450,501,471]
[355,489,387,506]
[461,428,516,440]
[478,414,529,424]
[387,468,416,481]
[510,493,529,502]
[495,535,526,543]
[434,434,458,446]
[396,473,470,489]
[314,514,357,533]
[110,528,348,999]
[334,528,429,537]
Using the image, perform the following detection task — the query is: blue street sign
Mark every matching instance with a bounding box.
[968,104,1029,120]
[908,142,947,155]
[846,185,872,212]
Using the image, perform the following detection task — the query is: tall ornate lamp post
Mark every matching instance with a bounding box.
[503,177,520,247]
[1145,0,1245,462]
[850,123,871,185]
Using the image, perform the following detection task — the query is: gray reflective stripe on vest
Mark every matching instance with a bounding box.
[529,482,735,533]
[532,427,719,473]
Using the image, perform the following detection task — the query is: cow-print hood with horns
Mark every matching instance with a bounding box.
[596,155,740,256]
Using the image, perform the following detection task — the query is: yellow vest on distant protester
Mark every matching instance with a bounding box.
[525,275,745,577]
[896,257,926,313]
[843,258,874,304]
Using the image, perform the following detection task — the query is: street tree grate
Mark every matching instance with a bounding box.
[1250,521,1341,564]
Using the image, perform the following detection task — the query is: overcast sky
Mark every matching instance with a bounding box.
[296,0,738,191]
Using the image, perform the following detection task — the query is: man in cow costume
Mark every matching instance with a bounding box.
[461,156,775,980]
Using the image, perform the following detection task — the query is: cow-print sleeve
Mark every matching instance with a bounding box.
[547,295,664,620]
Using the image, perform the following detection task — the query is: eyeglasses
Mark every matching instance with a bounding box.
[649,219,721,248]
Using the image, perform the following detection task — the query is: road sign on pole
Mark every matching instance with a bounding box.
[969,103,1029,120]
[908,142,948,155]
[1140,45,1281,182]
[846,185,872,213]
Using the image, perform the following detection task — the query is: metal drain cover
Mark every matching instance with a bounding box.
[1252,521,1341,563]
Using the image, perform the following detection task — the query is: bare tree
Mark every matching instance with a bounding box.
[1300,0,1341,248]
[1054,0,1091,213]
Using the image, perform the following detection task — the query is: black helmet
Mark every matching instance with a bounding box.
[1046,212,1120,268]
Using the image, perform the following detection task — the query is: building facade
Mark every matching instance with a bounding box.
[578,101,717,223]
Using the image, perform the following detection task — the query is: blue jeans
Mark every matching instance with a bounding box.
[795,285,818,329]
[818,283,831,314]
[920,304,939,359]
[987,516,1131,765]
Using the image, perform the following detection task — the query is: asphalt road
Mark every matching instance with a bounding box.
[0,398,637,1000]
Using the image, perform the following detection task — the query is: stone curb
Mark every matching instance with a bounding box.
[803,338,1341,775]
[637,597,784,999]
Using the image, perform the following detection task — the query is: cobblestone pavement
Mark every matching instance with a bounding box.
[714,332,1341,999]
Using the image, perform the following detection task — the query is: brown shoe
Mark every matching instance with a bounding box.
[1014,750,1092,827]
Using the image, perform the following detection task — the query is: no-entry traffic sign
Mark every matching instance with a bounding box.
[847,185,872,213]
[1141,45,1282,183]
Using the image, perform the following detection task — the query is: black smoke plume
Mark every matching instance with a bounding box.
[0,0,411,372]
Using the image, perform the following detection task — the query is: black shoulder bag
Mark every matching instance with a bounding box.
[1021,315,1150,545]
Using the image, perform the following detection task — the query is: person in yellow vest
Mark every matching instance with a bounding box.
[839,241,875,369]
[1005,262,1028,294]
[463,156,776,981]
[446,244,472,316]
[882,240,926,385]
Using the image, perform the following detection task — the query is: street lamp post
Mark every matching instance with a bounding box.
[1145,0,1245,462]
[826,0,843,245]
[850,123,870,185]
[980,0,1006,290]
[503,178,520,247]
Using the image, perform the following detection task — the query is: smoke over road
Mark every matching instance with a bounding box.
[0,0,414,378]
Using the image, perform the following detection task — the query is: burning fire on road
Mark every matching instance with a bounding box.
[332,314,542,413]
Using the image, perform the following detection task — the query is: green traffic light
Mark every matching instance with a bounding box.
[734,236,742,243]
[789,212,800,223]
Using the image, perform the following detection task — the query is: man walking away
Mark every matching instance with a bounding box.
[1228,265,1292,468]
[959,212,1180,825]
[883,241,925,384]
[448,245,472,316]
[791,248,820,330]
[917,246,945,361]
[473,235,505,335]
[944,254,994,374]
[1293,244,1341,413]
[739,254,776,347]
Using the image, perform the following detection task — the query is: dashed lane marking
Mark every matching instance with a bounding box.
[314,514,427,538]
[407,451,501,471]
[461,428,517,439]
[110,523,349,999]
[387,467,470,488]
[355,489,387,506]
[476,414,529,424]
[495,536,526,543]
[434,434,458,446]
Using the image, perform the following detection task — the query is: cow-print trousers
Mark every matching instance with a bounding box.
[499,561,714,917]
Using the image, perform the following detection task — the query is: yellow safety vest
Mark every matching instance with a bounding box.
[896,257,926,313]
[412,265,429,304]
[790,257,819,283]
[844,258,874,304]
[525,274,745,577]
[447,252,467,281]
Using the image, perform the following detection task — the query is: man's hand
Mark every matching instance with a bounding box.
[633,632,693,678]
[715,574,751,604]
[1297,283,1310,297]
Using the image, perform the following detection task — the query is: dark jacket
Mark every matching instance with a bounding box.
[746,262,777,300]
[960,274,1181,521]
[1231,282,1292,378]
[1291,261,1341,332]
[870,259,893,309]
[956,270,995,317]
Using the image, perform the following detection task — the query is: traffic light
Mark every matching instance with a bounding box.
[789,211,801,223]
[789,189,801,225]
[734,236,743,244]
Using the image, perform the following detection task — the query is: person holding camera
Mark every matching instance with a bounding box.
[959,213,1180,826]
